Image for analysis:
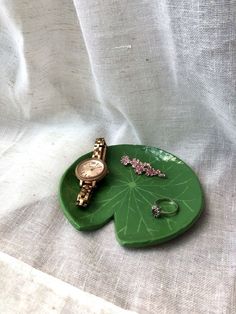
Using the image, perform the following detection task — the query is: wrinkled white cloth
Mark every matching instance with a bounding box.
[0,252,136,314]
[0,0,235,313]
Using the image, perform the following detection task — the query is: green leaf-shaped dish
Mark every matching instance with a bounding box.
[59,145,204,247]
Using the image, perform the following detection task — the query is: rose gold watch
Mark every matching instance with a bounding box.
[75,138,108,207]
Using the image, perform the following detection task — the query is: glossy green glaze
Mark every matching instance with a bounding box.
[59,145,204,247]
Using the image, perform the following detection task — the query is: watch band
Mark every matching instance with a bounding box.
[92,138,107,161]
[77,138,107,207]
[76,181,93,207]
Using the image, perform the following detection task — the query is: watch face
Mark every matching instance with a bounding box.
[75,159,106,181]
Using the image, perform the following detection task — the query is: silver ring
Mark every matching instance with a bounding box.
[152,198,179,218]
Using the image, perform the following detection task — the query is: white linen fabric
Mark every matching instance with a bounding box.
[0,252,136,314]
[0,0,235,313]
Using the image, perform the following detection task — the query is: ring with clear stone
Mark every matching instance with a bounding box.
[152,198,179,218]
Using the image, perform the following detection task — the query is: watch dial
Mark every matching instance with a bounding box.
[80,160,104,179]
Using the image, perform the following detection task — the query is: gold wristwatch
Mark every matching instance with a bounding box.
[75,138,108,207]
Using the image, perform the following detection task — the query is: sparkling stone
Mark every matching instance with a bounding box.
[121,155,131,165]
[131,158,140,168]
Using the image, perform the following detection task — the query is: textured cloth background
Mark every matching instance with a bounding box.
[0,252,136,314]
[0,0,235,313]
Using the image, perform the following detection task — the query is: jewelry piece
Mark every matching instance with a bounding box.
[75,138,108,207]
[120,155,166,178]
[151,198,179,218]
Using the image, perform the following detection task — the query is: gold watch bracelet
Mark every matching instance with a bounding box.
[76,138,107,207]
